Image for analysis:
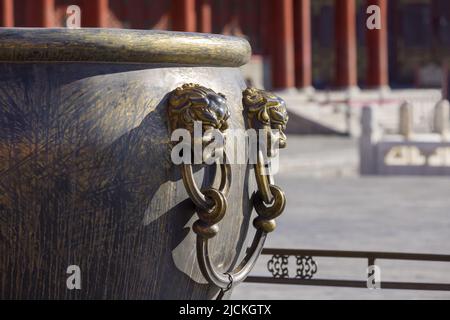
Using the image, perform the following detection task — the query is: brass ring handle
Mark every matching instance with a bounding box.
[254,150,274,204]
[196,229,267,288]
[195,185,286,290]
[167,84,288,292]
[243,87,289,234]
[180,161,231,211]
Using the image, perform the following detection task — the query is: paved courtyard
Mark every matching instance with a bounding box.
[232,135,450,300]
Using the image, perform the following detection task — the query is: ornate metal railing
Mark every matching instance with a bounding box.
[244,248,450,291]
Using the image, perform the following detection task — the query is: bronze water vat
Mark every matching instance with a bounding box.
[0,28,287,299]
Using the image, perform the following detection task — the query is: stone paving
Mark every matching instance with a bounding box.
[232,135,450,300]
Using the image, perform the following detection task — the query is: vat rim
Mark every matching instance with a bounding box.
[0,28,252,67]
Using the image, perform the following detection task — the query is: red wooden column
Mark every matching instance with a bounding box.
[171,0,196,32]
[82,0,109,28]
[366,0,389,89]
[0,0,14,27]
[334,0,358,89]
[128,0,146,29]
[197,0,211,33]
[219,0,231,34]
[271,0,295,90]
[26,0,55,27]
[294,0,313,91]
[260,0,272,55]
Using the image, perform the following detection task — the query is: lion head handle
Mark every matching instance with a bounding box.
[167,83,230,135]
[242,87,289,149]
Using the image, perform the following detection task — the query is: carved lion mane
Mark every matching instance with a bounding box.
[242,87,289,148]
[168,83,230,134]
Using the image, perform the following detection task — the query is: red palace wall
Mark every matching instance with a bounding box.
[1,0,449,89]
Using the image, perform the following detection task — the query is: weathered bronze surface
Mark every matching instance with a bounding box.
[166,85,288,294]
[168,83,230,135]
[167,83,231,238]
[0,29,252,299]
[0,28,251,67]
[242,87,289,149]
[242,88,288,232]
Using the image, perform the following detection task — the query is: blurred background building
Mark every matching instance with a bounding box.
[1,0,449,92]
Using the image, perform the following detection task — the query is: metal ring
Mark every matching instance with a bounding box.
[194,183,285,288]
[192,87,289,290]
[225,273,234,292]
[254,150,274,204]
[196,188,227,225]
[254,184,286,220]
[181,158,231,211]
[193,145,285,289]
[196,228,267,289]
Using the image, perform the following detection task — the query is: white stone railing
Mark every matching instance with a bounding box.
[360,100,450,175]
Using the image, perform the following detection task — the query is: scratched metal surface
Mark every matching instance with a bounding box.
[0,28,251,67]
[0,62,253,299]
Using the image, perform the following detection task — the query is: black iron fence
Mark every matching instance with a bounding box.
[245,248,450,291]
